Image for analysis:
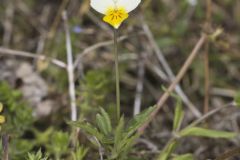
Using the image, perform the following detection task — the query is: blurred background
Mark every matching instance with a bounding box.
[0,0,240,159]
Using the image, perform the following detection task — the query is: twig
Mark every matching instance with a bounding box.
[204,42,210,114]
[203,0,212,114]
[62,11,77,121]
[133,53,146,115]
[138,34,207,134]
[210,88,236,98]
[146,60,168,81]
[187,102,235,128]
[141,16,202,118]
[0,47,66,68]
[2,134,9,160]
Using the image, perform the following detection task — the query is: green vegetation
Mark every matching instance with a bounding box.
[0,0,239,159]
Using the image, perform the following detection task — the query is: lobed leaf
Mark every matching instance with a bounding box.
[127,106,155,137]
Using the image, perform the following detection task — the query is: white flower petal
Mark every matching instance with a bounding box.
[90,0,115,14]
[116,0,141,13]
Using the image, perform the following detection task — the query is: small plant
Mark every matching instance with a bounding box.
[27,150,49,160]
[0,82,34,159]
[47,131,69,160]
[71,144,89,160]
[157,96,236,160]
[70,107,155,159]
[78,69,114,117]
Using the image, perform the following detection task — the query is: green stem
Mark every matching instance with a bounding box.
[114,29,120,121]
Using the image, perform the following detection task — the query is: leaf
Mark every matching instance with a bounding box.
[127,106,155,137]
[111,116,125,158]
[71,145,88,160]
[96,108,112,136]
[173,98,184,131]
[27,149,49,160]
[114,116,125,148]
[157,140,178,160]
[119,133,139,160]
[100,108,112,134]
[180,127,236,139]
[172,154,194,160]
[69,121,103,141]
[96,113,109,135]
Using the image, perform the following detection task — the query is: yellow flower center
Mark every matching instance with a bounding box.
[103,8,129,29]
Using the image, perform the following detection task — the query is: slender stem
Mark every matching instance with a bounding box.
[187,102,234,128]
[204,42,210,114]
[114,29,120,121]
[203,0,212,114]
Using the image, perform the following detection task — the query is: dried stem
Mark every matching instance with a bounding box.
[215,147,240,160]
[133,53,145,115]
[203,0,212,114]
[2,134,9,160]
[62,11,77,121]
[188,102,235,128]
[139,34,207,134]
[0,47,66,68]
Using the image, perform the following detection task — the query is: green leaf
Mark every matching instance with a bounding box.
[96,113,109,135]
[69,121,103,141]
[180,127,236,139]
[96,108,112,136]
[119,133,139,160]
[27,149,49,160]
[172,154,194,160]
[71,145,88,160]
[100,108,112,134]
[157,140,178,160]
[173,98,184,131]
[234,91,240,107]
[49,131,69,156]
[114,116,125,148]
[111,116,125,158]
[127,106,155,137]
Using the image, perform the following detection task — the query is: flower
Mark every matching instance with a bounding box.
[90,0,141,29]
[0,103,5,124]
